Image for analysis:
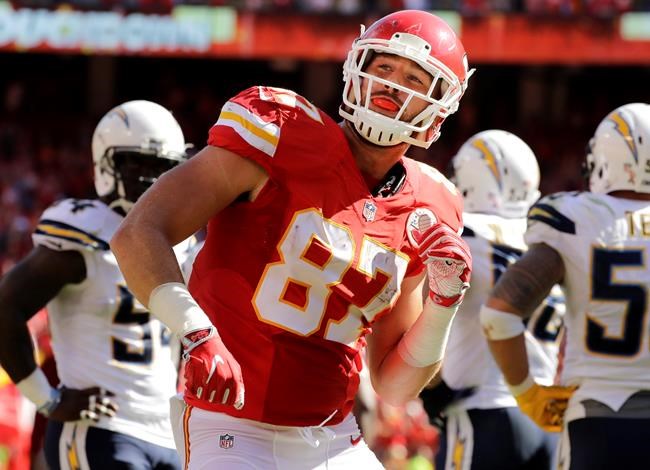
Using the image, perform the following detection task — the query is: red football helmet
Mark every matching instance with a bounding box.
[339,10,473,148]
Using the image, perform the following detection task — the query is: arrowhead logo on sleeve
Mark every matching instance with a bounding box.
[406,208,437,247]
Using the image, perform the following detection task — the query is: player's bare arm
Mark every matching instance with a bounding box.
[366,272,437,405]
[0,246,118,421]
[484,242,565,384]
[112,145,266,411]
[481,242,572,432]
[367,222,472,406]
[111,145,267,305]
[488,242,565,316]
[0,246,85,382]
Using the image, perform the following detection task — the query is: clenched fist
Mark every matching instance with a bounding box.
[416,222,472,307]
[182,327,245,410]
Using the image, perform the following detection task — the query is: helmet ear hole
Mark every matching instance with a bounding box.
[99,151,116,178]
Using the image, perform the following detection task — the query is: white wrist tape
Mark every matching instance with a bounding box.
[397,297,457,367]
[507,374,535,397]
[16,368,56,409]
[148,282,213,337]
[479,305,526,340]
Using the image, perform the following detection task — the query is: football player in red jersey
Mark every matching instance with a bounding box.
[112,10,474,469]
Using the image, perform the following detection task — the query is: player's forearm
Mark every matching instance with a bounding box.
[487,334,529,387]
[0,308,38,383]
[371,352,439,406]
[0,249,82,383]
[480,297,530,387]
[111,221,184,306]
[112,217,215,339]
[372,301,455,405]
[0,305,60,413]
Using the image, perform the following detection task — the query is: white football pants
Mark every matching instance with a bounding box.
[169,395,385,470]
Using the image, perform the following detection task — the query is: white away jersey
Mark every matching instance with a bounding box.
[443,212,564,410]
[527,192,650,413]
[32,199,188,448]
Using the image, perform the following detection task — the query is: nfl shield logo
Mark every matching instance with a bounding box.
[362,201,377,222]
[219,434,234,449]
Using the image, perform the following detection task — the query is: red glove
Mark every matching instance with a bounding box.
[182,327,245,409]
[416,223,472,307]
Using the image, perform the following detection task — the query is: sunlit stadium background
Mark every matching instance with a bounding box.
[0,1,649,467]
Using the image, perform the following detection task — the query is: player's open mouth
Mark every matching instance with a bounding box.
[371,97,400,113]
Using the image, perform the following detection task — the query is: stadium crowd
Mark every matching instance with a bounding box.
[8,0,645,16]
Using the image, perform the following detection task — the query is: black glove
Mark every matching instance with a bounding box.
[419,380,476,428]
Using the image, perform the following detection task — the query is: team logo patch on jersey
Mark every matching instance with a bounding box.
[406,208,437,247]
[219,434,234,449]
[362,201,377,222]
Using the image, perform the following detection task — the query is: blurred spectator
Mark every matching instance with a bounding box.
[525,0,576,15]
[0,144,89,271]
[6,0,647,15]
[583,0,632,16]
[371,399,439,469]
[0,384,33,470]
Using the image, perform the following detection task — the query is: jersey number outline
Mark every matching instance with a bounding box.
[252,210,409,345]
[112,285,170,365]
[491,243,523,285]
[588,248,647,357]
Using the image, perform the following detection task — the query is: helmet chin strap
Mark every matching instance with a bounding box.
[107,180,134,214]
[108,198,134,214]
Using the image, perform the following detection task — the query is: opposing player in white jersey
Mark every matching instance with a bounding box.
[421,130,563,470]
[481,102,650,470]
[0,100,189,470]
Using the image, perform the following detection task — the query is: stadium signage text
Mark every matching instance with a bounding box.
[0,2,236,53]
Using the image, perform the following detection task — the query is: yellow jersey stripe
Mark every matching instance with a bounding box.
[34,218,109,250]
[528,202,576,234]
[36,224,101,248]
[528,207,554,219]
[67,424,81,470]
[219,110,279,148]
[216,101,280,157]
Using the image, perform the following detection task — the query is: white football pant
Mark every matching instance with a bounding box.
[169,395,385,469]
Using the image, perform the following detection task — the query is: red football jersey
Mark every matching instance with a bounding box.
[188,86,463,426]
